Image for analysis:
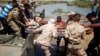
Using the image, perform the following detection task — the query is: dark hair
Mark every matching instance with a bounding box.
[13,3,19,8]
[12,0,17,4]
[24,3,31,9]
[74,13,81,17]
[57,16,61,19]
[86,13,95,19]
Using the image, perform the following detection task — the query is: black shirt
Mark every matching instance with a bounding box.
[91,18,100,37]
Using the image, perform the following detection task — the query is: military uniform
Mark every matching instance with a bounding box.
[6,8,23,45]
[34,19,57,56]
[65,21,87,56]
[6,8,21,34]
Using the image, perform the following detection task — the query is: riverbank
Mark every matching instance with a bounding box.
[67,1,92,8]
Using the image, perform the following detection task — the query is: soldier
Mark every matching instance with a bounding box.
[66,11,76,24]
[65,13,87,56]
[33,19,57,56]
[6,2,25,45]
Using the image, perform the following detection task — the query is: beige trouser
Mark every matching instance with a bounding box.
[8,21,20,35]
[8,21,22,45]
[67,43,87,56]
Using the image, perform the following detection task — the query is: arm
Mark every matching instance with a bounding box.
[85,27,93,35]
[81,28,86,40]
[13,11,26,27]
[33,25,44,33]
[52,27,57,38]
[88,23,100,28]
[64,28,69,39]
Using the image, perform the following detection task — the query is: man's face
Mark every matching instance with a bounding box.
[69,15,74,20]
[35,17,42,23]
[75,15,81,21]
[87,17,96,22]
[57,18,61,22]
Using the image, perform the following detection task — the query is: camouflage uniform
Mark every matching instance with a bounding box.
[34,19,57,56]
[6,8,20,35]
[65,21,87,56]
[6,8,24,45]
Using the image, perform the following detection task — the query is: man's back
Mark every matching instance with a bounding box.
[66,22,86,43]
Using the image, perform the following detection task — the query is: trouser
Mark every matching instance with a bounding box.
[21,26,27,39]
[56,36,68,55]
[8,21,20,35]
[8,21,22,45]
[67,43,87,56]
[35,43,51,56]
[86,37,100,56]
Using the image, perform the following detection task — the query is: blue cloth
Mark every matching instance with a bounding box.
[0,3,13,19]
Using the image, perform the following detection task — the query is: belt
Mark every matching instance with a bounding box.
[69,42,79,45]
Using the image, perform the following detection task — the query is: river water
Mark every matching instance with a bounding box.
[36,3,91,19]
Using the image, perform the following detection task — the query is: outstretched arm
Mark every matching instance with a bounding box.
[88,23,100,28]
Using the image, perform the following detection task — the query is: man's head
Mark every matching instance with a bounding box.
[74,13,81,22]
[68,11,76,21]
[56,16,62,22]
[11,0,19,8]
[34,16,42,23]
[48,19,55,24]
[86,13,97,22]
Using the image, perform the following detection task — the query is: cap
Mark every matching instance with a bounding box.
[67,11,76,16]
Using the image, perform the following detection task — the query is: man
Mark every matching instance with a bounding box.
[6,2,25,45]
[33,19,57,56]
[86,13,100,56]
[65,13,87,56]
[67,11,76,24]
[55,16,67,54]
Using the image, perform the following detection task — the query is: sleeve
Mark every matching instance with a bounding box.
[13,11,25,26]
[6,12,13,22]
[81,27,86,40]
[64,28,69,39]
[33,25,44,33]
[52,27,57,38]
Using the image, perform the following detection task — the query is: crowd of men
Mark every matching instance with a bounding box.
[0,0,100,56]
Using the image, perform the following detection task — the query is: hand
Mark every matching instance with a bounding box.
[86,28,93,35]
[82,24,89,28]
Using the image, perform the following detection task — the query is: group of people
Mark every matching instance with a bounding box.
[22,11,99,56]
[0,0,100,56]
[0,0,40,41]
